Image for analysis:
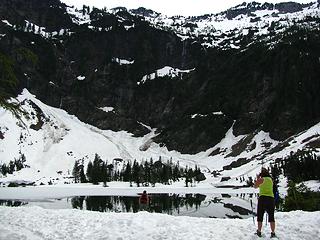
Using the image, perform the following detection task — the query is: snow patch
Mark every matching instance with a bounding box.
[77,75,86,81]
[1,20,12,27]
[112,57,135,65]
[138,66,195,85]
[99,107,114,113]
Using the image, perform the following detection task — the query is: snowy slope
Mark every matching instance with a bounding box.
[58,1,320,49]
[0,206,319,240]
[1,89,320,185]
[1,1,319,50]
[131,1,320,48]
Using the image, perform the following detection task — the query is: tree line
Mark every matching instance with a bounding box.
[73,154,206,187]
[267,149,320,211]
[281,150,320,182]
[0,154,27,176]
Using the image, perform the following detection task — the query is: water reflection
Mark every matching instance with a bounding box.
[0,200,28,207]
[71,194,206,215]
[1,193,257,219]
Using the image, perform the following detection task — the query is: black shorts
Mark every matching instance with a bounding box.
[257,196,275,222]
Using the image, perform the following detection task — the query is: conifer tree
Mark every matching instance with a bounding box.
[79,166,87,183]
[86,160,93,182]
[72,160,80,183]
[92,154,102,184]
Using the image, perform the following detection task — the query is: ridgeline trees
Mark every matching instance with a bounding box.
[72,154,206,186]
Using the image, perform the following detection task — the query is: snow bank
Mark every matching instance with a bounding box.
[0,206,319,240]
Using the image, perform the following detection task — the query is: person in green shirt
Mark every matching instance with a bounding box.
[254,167,276,238]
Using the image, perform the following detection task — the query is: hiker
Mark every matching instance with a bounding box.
[254,167,276,238]
[139,190,150,211]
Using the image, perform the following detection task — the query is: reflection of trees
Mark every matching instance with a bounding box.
[86,196,114,212]
[0,200,27,207]
[70,194,206,214]
[71,196,85,210]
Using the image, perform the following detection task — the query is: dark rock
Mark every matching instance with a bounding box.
[0,0,74,31]
[221,177,231,182]
[130,7,160,18]
[28,101,45,131]
[275,2,303,13]
[223,158,251,171]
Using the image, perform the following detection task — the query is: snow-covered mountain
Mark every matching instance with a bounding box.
[1,89,319,185]
[66,1,320,49]
[129,1,320,48]
[0,0,320,184]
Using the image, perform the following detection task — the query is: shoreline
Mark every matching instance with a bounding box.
[0,182,258,200]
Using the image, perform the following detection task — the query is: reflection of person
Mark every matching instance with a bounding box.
[139,190,150,211]
[254,168,276,238]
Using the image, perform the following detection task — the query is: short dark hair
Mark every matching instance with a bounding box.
[260,167,270,177]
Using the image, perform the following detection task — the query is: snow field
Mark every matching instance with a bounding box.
[0,206,319,240]
[2,88,320,189]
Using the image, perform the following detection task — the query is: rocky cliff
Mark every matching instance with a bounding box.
[0,0,320,154]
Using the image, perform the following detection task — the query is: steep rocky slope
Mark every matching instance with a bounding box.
[0,0,320,158]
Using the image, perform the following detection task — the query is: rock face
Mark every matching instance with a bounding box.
[224,1,308,20]
[0,0,73,31]
[275,2,303,13]
[1,0,320,154]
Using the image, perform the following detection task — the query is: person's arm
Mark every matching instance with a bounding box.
[254,176,264,188]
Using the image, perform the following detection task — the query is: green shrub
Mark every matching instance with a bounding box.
[283,181,320,211]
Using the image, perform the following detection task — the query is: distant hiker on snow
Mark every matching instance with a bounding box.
[139,190,150,211]
[254,167,276,238]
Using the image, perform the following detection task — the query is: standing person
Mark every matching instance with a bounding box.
[139,190,150,211]
[254,167,276,238]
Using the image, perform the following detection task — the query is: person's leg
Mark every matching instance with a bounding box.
[258,221,263,232]
[270,221,275,233]
[266,197,276,234]
[257,197,264,234]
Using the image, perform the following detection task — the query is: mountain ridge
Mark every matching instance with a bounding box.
[0,0,320,182]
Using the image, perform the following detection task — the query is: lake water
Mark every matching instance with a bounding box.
[0,193,258,219]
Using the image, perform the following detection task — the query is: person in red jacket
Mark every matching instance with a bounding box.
[139,190,150,211]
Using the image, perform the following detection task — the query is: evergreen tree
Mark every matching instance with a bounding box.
[173,164,180,181]
[101,161,108,187]
[92,154,103,184]
[1,164,8,176]
[72,160,80,183]
[79,166,87,183]
[132,160,141,186]
[161,163,170,184]
[123,162,132,182]
[86,160,93,182]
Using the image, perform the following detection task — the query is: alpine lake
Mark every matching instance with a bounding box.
[0,193,259,219]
